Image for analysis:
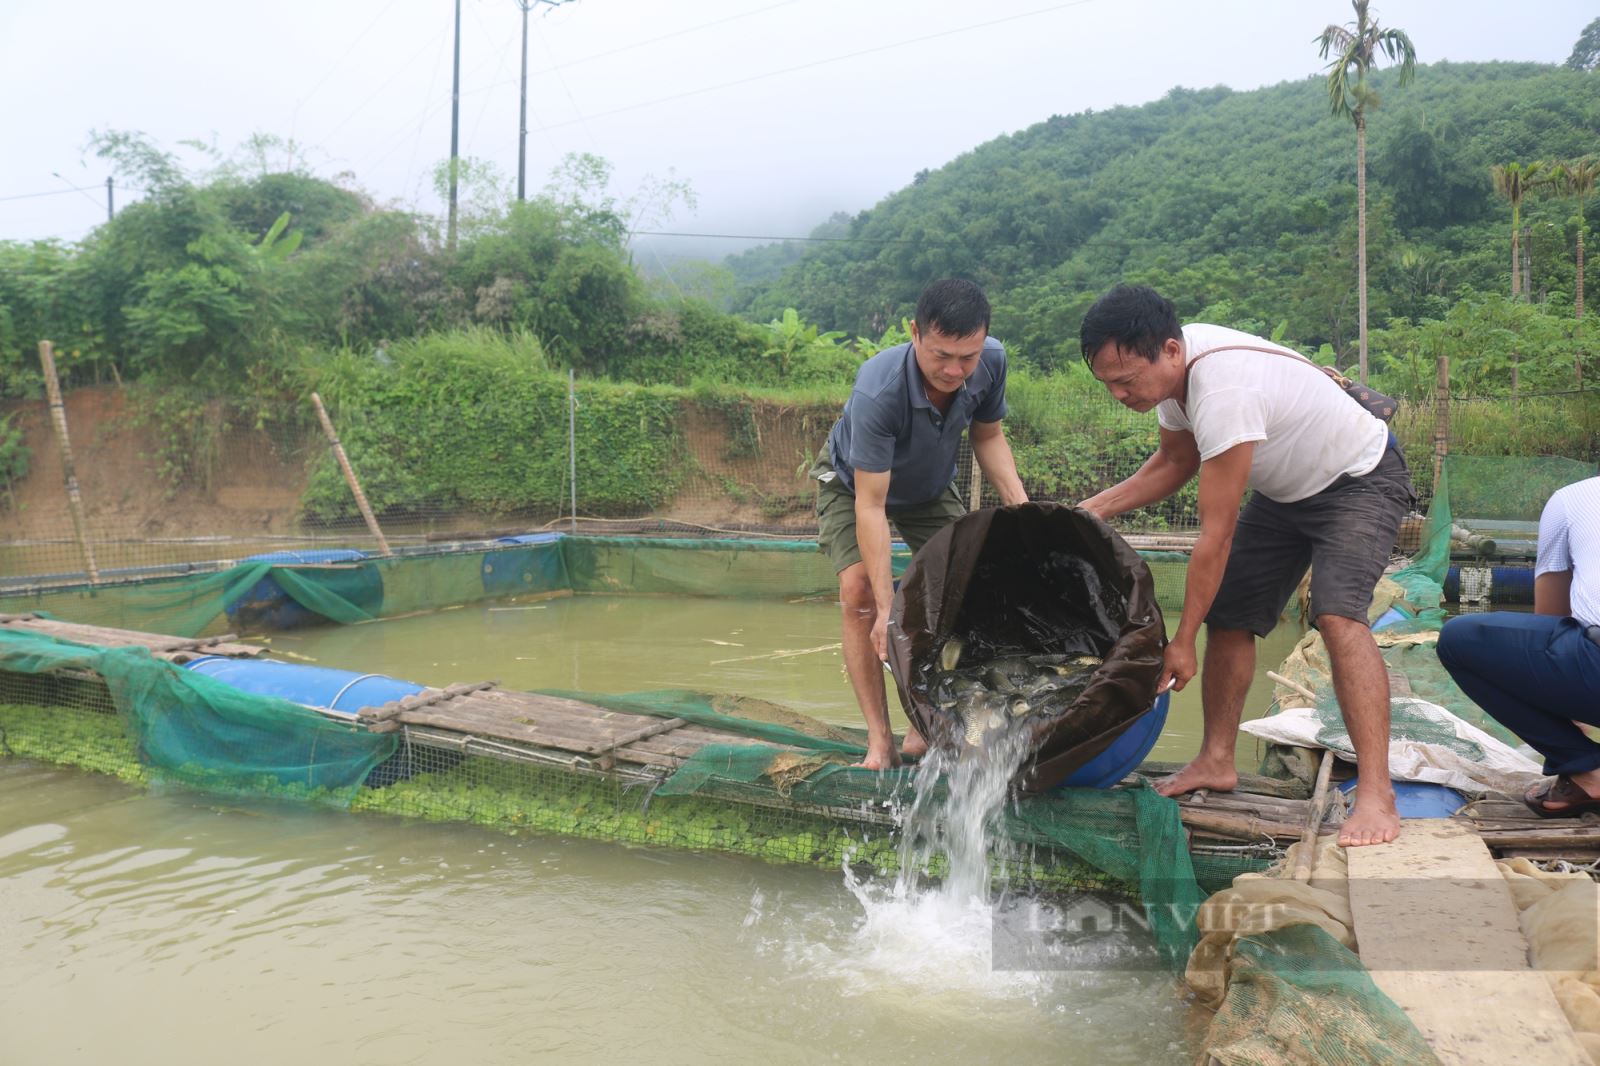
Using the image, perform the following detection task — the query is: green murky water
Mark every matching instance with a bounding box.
[4,590,1310,1065]
[267,592,1306,769]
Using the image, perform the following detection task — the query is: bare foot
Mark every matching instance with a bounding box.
[901,727,928,761]
[856,741,901,772]
[1153,757,1237,797]
[1338,788,1401,847]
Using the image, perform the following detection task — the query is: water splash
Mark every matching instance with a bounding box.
[747,721,1165,1002]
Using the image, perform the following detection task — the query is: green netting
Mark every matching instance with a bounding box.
[1202,924,1440,1065]
[0,628,395,800]
[1444,454,1597,523]
[0,535,1195,651]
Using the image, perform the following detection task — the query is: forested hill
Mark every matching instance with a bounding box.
[733,62,1600,369]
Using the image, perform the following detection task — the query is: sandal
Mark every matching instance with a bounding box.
[1524,775,1600,819]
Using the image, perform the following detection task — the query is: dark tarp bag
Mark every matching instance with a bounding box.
[886,502,1166,793]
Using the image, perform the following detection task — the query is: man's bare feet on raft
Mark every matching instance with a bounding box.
[1156,759,1401,847]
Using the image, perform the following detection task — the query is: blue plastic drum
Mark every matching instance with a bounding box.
[1058,690,1172,790]
[184,655,426,713]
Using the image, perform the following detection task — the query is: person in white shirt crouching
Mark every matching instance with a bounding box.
[1078,284,1415,847]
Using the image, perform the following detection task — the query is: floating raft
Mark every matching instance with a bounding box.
[0,615,1590,857]
[0,612,265,662]
[355,681,768,777]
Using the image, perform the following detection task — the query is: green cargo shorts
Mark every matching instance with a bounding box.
[811,448,966,574]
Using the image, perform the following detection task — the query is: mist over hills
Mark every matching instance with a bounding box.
[725,61,1600,368]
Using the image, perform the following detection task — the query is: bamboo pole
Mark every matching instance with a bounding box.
[567,369,577,534]
[310,392,392,557]
[1177,807,1303,842]
[1292,748,1337,882]
[1432,355,1449,498]
[37,341,99,584]
[968,451,982,510]
[1267,670,1318,704]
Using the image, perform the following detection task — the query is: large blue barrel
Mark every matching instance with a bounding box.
[1339,777,1465,818]
[227,549,383,631]
[1058,691,1171,790]
[184,655,425,712]
[1444,564,1535,605]
[184,655,435,787]
[482,533,566,597]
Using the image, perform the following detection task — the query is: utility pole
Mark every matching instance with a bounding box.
[518,0,531,201]
[448,0,462,249]
[105,177,114,222]
[516,0,578,203]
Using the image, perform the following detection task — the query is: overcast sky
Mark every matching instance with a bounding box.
[2,0,1593,256]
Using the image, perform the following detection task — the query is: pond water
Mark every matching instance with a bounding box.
[265,592,1307,770]
[3,591,1307,1065]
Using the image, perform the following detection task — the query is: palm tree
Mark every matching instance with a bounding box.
[1550,159,1599,319]
[1491,162,1547,300]
[1317,0,1417,384]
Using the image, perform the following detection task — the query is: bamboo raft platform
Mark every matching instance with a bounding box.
[0,614,1591,858]
[0,612,265,663]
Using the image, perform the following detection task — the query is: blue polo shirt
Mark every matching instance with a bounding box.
[823,337,1008,507]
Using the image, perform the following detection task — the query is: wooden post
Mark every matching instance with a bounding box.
[310,392,392,557]
[37,341,99,584]
[967,451,982,510]
[1292,748,1337,882]
[1432,355,1449,500]
[567,368,577,534]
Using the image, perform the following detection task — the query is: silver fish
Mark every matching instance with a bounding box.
[940,637,965,672]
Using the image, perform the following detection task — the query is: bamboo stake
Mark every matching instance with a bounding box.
[968,451,982,510]
[567,368,577,534]
[1266,670,1318,704]
[310,392,392,557]
[1433,355,1449,496]
[37,341,99,584]
[1178,808,1303,842]
[1293,748,1337,882]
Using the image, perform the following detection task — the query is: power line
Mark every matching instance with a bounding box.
[0,187,91,204]
[0,182,149,205]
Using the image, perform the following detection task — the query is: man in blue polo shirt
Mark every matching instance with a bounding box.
[812,279,1029,770]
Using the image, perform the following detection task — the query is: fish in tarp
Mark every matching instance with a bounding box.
[886,502,1165,793]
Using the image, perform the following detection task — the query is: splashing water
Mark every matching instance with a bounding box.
[744,716,1167,1007]
[748,721,1074,1003]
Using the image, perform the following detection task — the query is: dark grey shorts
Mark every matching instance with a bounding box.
[811,448,966,574]
[1207,444,1417,636]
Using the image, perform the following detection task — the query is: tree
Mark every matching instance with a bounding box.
[1316,0,1417,383]
[1549,159,1598,319]
[1491,161,1548,299]
[1567,16,1600,71]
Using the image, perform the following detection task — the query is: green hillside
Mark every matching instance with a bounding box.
[734,62,1600,371]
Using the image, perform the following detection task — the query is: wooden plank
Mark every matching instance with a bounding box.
[1477,827,1600,848]
[1,617,263,659]
[1348,819,1589,1065]
[597,717,689,769]
[395,707,617,754]
[1180,791,1313,815]
[359,680,499,722]
[608,747,688,770]
[388,699,713,760]
[446,693,657,735]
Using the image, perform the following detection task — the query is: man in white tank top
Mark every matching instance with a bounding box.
[1078,285,1414,847]
[1438,476,1600,816]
